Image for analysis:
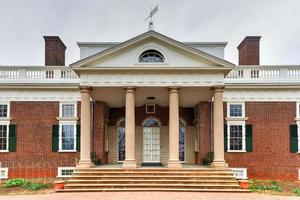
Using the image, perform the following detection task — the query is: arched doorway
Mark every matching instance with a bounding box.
[143,117,161,163]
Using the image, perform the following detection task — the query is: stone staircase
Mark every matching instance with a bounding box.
[56,168,250,192]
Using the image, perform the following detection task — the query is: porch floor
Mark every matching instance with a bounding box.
[94,164,210,169]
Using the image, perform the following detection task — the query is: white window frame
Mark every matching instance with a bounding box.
[0,167,8,179]
[296,102,300,119]
[0,121,9,152]
[227,102,245,118]
[58,122,77,152]
[231,168,247,180]
[227,121,246,152]
[57,167,75,178]
[298,169,300,180]
[59,102,77,118]
[297,122,300,153]
[145,104,156,114]
[0,102,10,119]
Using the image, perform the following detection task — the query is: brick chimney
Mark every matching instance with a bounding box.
[237,36,261,65]
[43,36,66,66]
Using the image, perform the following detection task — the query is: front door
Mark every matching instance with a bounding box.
[143,118,160,162]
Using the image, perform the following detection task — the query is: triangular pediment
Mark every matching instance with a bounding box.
[70,31,235,71]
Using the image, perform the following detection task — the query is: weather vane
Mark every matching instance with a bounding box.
[145,5,159,31]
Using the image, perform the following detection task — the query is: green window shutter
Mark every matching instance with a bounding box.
[246,124,253,152]
[290,124,298,153]
[76,125,81,152]
[224,124,228,152]
[8,124,16,152]
[52,125,59,152]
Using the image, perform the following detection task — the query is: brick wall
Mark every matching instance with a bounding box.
[0,101,80,178]
[225,102,300,180]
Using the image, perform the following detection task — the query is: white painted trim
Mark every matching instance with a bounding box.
[0,167,8,179]
[298,169,300,180]
[57,167,76,178]
[227,121,246,152]
[227,102,245,118]
[231,168,247,179]
[298,124,300,153]
[59,102,77,118]
[58,122,77,152]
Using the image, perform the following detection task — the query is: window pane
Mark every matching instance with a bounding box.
[179,127,185,161]
[139,50,164,63]
[0,105,8,118]
[61,125,75,150]
[229,125,243,150]
[62,104,75,117]
[118,127,125,161]
[0,125,7,150]
[230,104,242,117]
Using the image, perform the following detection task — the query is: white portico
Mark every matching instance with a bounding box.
[71,31,234,169]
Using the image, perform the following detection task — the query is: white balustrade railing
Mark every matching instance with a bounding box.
[0,66,79,84]
[225,65,300,83]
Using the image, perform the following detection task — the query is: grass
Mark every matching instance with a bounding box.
[250,179,300,196]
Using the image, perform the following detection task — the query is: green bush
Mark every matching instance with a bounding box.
[5,178,27,187]
[293,188,300,196]
[25,183,49,191]
[5,178,50,191]
[250,180,282,192]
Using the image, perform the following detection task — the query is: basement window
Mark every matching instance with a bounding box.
[57,167,75,177]
[0,168,8,179]
[146,104,156,114]
[231,168,247,179]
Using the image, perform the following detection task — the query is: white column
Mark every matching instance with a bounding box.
[211,86,228,168]
[167,87,182,168]
[77,86,93,168]
[122,87,137,168]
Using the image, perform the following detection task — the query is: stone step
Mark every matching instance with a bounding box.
[72,171,234,176]
[57,188,250,192]
[69,175,237,180]
[66,179,239,184]
[74,168,231,171]
[64,183,242,189]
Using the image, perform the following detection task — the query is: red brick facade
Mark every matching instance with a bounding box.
[44,36,66,66]
[225,102,299,180]
[237,36,261,65]
[1,101,299,180]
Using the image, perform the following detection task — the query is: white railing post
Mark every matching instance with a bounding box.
[53,68,61,79]
[243,68,252,79]
[19,68,26,79]
[279,67,288,79]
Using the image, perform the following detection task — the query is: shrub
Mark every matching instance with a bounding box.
[250,180,282,192]
[293,188,300,196]
[25,183,49,191]
[5,178,27,187]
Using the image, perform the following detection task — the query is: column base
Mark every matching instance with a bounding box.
[76,159,94,168]
[167,160,182,168]
[211,160,228,168]
[122,159,137,168]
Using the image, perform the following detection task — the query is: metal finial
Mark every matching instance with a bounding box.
[145,5,159,31]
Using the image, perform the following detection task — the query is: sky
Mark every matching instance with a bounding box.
[0,0,299,66]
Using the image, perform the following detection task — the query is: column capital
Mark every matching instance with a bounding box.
[211,85,225,92]
[79,86,93,93]
[124,87,136,93]
[168,86,180,93]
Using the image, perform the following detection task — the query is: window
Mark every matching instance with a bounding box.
[231,168,247,179]
[227,102,245,118]
[57,167,75,177]
[59,123,76,151]
[297,102,300,119]
[179,119,186,162]
[227,123,246,152]
[0,168,8,179]
[117,119,125,162]
[146,104,155,114]
[60,103,76,118]
[138,50,164,63]
[0,125,8,151]
[0,104,8,118]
